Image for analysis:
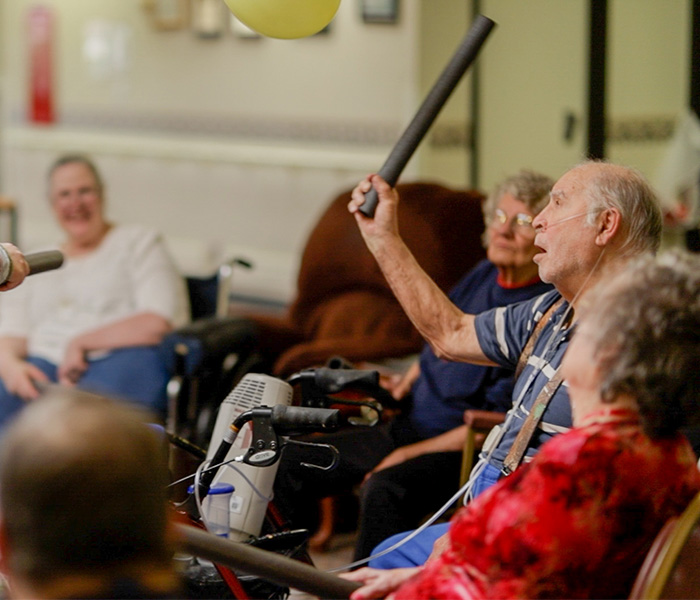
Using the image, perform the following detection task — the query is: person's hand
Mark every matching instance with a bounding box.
[363,447,412,483]
[348,175,401,253]
[341,567,421,600]
[58,337,88,386]
[0,358,48,400]
[0,243,30,291]
[376,373,408,421]
[426,531,451,563]
[382,360,419,401]
[381,372,411,402]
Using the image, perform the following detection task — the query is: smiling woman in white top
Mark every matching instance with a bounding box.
[0,154,189,429]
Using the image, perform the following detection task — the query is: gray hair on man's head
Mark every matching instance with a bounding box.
[577,159,662,256]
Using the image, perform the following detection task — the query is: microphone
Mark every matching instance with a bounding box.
[0,249,64,285]
[26,250,64,275]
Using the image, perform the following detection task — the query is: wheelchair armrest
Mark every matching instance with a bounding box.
[463,409,506,431]
[460,410,507,486]
[161,316,259,377]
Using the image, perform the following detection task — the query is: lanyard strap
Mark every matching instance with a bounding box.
[515,297,566,379]
[501,367,564,475]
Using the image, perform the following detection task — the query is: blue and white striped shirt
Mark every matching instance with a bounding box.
[474,290,574,470]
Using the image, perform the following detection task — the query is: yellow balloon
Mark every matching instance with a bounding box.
[224,0,341,39]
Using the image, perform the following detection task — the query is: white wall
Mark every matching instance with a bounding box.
[1,0,422,122]
[477,0,688,193]
[0,0,424,302]
[0,0,692,302]
[417,0,473,187]
[607,0,689,171]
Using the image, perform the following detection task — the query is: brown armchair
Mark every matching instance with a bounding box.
[246,181,487,378]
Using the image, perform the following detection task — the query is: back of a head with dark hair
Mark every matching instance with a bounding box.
[0,390,171,583]
[579,250,700,438]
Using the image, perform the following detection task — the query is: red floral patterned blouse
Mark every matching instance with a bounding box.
[395,409,700,599]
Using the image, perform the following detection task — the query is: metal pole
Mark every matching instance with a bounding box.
[587,0,607,159]
[177,524,361,600]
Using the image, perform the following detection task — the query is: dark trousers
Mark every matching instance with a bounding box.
[272,413,424,532]
[354,451,463,561]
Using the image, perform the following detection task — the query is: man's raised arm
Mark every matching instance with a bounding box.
[348,174,493,367]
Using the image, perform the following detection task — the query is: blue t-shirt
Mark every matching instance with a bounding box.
[408,260,552,438]
[474,290,574,470]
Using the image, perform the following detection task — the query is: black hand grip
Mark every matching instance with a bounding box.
[314,367,380,394]
[313,368,399,409]
[271,405,339,435]
[359,14,496,217]
[26,250,64,275]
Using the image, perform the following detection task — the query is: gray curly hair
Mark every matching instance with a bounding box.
[578,250,700,438]
[481,170,554,246]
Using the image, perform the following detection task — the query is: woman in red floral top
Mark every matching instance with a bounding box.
[344,251,700,599]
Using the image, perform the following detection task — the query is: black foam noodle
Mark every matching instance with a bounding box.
[359,14,496,217]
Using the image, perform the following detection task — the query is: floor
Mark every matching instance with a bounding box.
[289,531,358,600]
[309,531,358,572]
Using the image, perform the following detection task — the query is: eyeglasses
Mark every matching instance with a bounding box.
[489,208,535,235]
